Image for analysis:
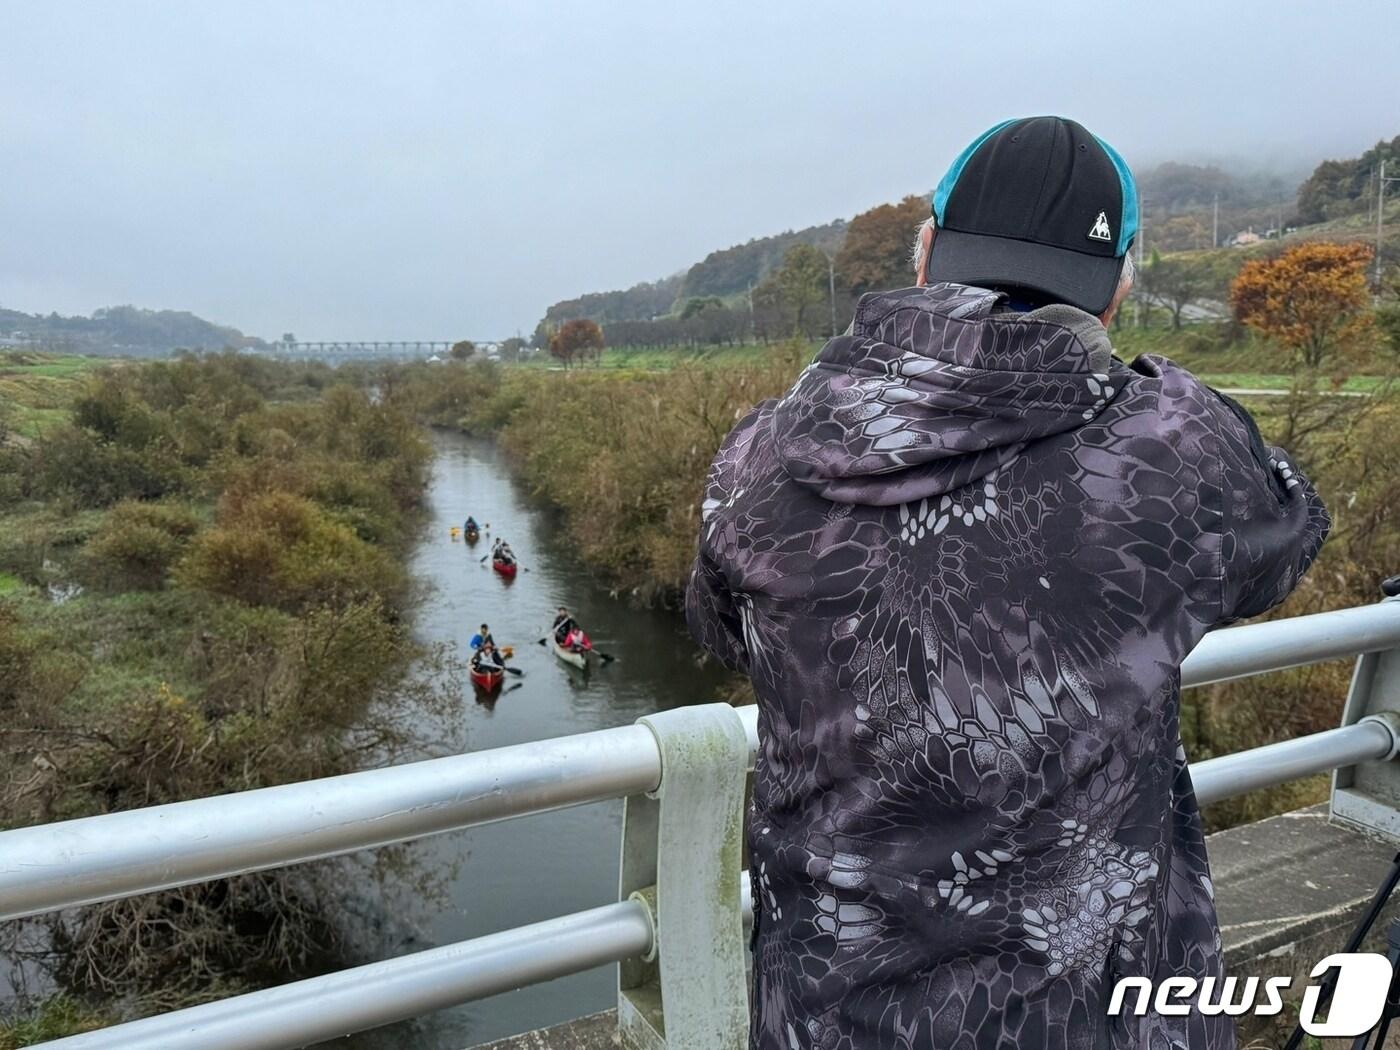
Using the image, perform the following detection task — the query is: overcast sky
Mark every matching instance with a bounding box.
[4,1,1398,341]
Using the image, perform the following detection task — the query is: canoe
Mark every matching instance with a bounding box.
[551,629,592,670]
[470,665,504,691]
[492,558,517,578]
[551,640,588,669]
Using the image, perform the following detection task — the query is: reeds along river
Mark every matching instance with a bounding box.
[330,430,730,1050]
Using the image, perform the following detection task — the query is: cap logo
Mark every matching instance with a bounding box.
[1088,211,1112,242]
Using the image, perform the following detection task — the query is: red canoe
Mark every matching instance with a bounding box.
[492,558,518,578]
[470,666,504,691]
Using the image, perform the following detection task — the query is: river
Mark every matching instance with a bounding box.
[330,431,730,1049]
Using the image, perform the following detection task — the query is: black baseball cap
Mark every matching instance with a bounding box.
[925,116,1138,315]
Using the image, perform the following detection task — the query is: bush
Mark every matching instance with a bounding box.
[25,425,188,507]
[177,491,405,613]
[0,603,37,710]
[81,501,203,591]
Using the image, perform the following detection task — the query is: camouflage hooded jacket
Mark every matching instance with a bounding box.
[685,284,1329,1050]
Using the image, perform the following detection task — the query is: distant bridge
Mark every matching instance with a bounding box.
[274,340,461,357]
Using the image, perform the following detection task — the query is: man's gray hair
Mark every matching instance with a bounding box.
[913,216,1137,308]
[911,215,936,278]
[1118,248,1136,290]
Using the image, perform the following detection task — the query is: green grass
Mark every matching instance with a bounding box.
[0,994,111,1048]
[4,404,69,438]
[1196,372,1387,392]
[1,355,104,377]
[0,352,105,438]
[0,571,22,595]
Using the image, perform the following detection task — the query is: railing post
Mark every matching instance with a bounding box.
[619,704,749,1050]
[1332,598,1400,837]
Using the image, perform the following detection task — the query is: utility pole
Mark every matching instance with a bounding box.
[1212,192,1219,249]
[747,282,755,342]
[1376,159,1400,294]
[827,254,837,337]
[1135,193,1147,327]
[1379,160,1386,291]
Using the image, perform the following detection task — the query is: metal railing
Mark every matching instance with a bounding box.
[3,598,1399,1050]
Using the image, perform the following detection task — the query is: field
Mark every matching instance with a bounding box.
[0,353,111,439]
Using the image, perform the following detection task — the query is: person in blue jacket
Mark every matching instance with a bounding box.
[469,623,494,651]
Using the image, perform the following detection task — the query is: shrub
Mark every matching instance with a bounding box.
[177,491,405,613]
[81,501,203,591]
[0,603,37,710]
[25,425,188,506]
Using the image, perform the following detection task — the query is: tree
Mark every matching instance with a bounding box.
[1230,241,1374,370]
[499,336,527,361]
[1137,250,1215,329]
[549,319,605,367]
[835,195,926,297]
[450,340,476,360]
[280,332,297,345]
[679,296,724,320]
[759,243,830,337]
[1231,240,1378,453]
[1152,214,1212,253]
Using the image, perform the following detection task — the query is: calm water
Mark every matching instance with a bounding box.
[328,431,729,1049]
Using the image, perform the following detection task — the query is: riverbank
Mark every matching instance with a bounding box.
[0,352,450,1042]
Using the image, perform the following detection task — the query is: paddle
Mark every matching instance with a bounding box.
[502,666,524,677]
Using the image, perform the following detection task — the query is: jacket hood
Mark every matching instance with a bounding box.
[771,283,1119,505]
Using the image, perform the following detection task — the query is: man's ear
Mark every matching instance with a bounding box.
[916,223,935,287]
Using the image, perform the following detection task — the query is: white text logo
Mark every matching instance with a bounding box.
[1107,955,1392,1037]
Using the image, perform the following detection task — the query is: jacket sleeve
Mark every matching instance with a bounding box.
[685,548,750,673]
[1213,392,1330,623]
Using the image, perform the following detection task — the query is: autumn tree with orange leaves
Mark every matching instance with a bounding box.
[549,318,604,368]
[1230,241,1381,454]
[835,195,927,297]
[1230,241,1374,372]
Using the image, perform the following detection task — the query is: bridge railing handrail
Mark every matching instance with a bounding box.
[8,597,1400,1050]
[3,600,1399,925]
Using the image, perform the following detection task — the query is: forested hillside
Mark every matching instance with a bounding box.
[675,219,847,301]
[534,135,1400,353]
[532,218,848,344]
[0,305,264,357]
